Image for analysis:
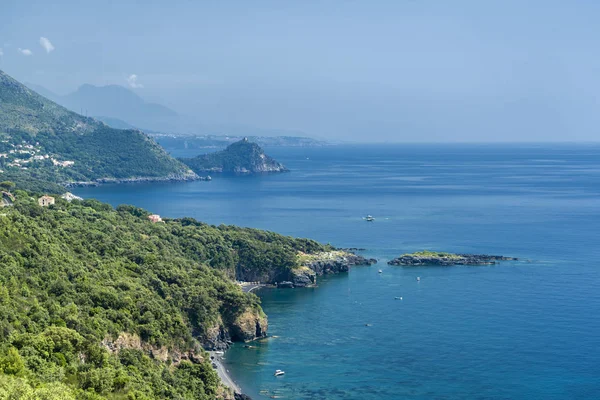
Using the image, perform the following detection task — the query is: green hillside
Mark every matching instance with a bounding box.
[0,191,330,399]
[180,139,288,174]
[0,70,196,191]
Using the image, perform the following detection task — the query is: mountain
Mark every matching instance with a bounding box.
[0,69,196,191]
[180,139,288,174]
[62,84,178,122]
[23,82,178,131]
[94,116,140,130]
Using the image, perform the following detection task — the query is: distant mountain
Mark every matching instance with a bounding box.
[180,138,288,174]
[23,82,178,131]
[94,116,140,130]
[0,69,196,191]
[153,134,327,154]
[62,83,177,124]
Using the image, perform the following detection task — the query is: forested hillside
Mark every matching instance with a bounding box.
[0,191,329,399]
[0,69,196,192]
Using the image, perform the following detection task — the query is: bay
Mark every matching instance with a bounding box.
[75,144,600,399]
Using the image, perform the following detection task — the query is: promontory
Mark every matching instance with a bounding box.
[179,138,288,174]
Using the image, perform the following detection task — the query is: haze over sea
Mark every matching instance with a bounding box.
[75,144,600,399]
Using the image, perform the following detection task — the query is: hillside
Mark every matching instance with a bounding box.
[180,139,288,174]
[0,191,332,399]
[0,70,196,191]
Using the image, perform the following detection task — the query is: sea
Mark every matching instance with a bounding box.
[74,144,600,399]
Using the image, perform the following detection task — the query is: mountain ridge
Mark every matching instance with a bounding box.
[0,69,197,191]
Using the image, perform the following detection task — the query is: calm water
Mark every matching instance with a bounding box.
[75,144,600,399]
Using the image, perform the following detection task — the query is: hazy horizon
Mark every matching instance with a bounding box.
[1,0,599,142]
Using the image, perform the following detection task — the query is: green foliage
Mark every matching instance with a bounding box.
[0,193,330,398]
[0,69,193,192]
[402,250,462,259]
[0,181,15,191]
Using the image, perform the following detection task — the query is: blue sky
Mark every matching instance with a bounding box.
[1,0,599,141]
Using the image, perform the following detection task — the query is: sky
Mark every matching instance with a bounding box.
[1,0,599,142]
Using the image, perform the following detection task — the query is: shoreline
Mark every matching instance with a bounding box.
[209,351,243,395]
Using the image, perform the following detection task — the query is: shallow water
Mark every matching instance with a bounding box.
[75,143,600,399]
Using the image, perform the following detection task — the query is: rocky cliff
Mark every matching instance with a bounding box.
[281,251,377,288]
[203,311,268,350]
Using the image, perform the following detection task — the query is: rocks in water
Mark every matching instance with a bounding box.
[234,393,253,400]
[304,251,377,276]
[289,267,316,287]
[276,281,295,289]
[388,251,517,266]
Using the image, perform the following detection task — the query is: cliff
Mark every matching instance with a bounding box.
[179,139,288,174]
[279,251,378,288]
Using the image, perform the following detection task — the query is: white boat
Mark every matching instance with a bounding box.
[416,277,421,282]
[274,369,285,376]
[365,215,375,222]
[378,269,383,273]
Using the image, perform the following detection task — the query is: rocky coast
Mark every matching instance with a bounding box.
[64,171,209,187]
[388,250,517,266]
[278,250,377,288]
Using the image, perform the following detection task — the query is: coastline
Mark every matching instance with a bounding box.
[209,351,244,396]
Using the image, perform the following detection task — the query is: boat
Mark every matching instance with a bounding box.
[365,215,375,222]
[416,276,420,282]
[378,269,383,273]
[394,296,403,300]
[274,369,285,376]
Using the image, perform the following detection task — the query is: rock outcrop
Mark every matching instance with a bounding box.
[229,310,268,343]
[204,309,268,350]
[180,139,288,174]
[388,251,517,266]
[275,251,377,288]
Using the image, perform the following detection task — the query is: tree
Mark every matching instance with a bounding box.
[0,181,15,192]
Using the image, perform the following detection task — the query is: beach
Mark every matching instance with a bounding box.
[209,351,242,395]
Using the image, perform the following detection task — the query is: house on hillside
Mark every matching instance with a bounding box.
[38,195,55,207]
[148,214,163,223]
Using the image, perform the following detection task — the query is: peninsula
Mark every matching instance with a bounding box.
[179,138,288,174]
[388,250,517,266]
[0,189,369,399]
[0,69,197,193]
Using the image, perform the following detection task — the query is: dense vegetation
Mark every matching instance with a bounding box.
[180,139,288,174]
[0,69,195,192]
[0,190,329,399]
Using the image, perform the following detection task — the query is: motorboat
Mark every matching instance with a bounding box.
[365,215,375,222]
[274,369,285,376]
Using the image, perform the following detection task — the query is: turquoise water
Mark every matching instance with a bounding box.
[75,144,600,399]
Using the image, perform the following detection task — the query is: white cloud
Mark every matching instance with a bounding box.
[127,74,144,88]
[18,48,33,56]
[39,37,55,53]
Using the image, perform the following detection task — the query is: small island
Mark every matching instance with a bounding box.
[180,138,288,174]
[388,250,517,266]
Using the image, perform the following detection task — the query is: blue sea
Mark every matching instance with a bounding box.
[74,144,600,399]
